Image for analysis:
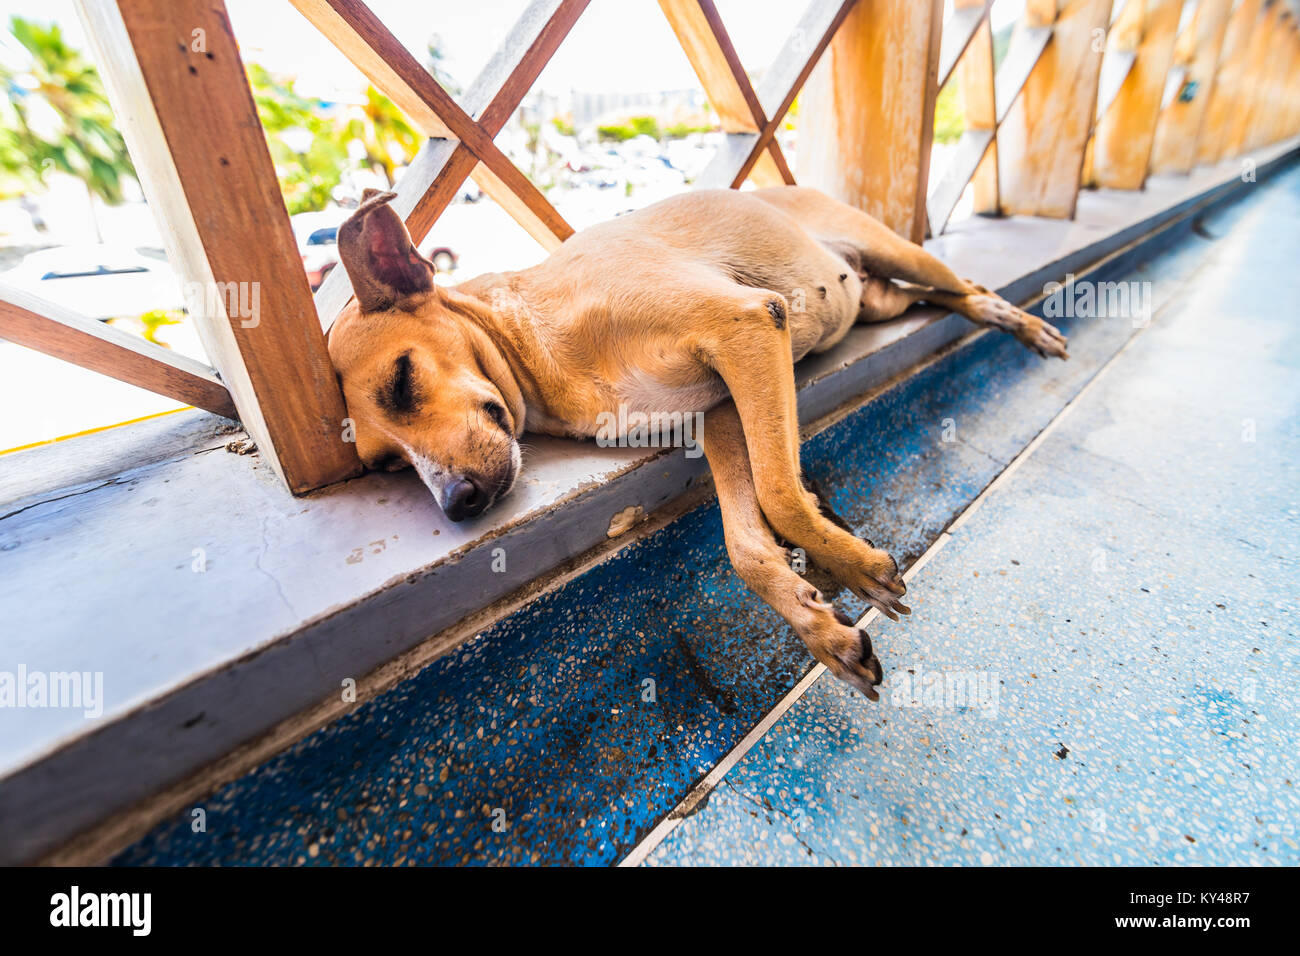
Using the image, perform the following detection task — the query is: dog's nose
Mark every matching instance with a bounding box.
[442,476,488,521]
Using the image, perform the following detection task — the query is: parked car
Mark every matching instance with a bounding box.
[290,209,458,289]
[0,245,184,320]
[292,210,345,290]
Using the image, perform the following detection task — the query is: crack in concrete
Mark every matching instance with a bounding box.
[0,477,130,523]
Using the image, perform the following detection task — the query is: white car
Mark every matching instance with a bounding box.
[0,245,184,321]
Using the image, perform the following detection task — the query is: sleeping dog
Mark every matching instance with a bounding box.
[328,186,1067,698]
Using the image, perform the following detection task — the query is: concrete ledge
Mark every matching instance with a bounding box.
[1,138,1295,865]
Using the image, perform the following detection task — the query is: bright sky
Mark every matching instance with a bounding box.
[0,0,1029,100]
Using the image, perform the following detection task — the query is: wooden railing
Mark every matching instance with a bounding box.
[2,0,1297,493]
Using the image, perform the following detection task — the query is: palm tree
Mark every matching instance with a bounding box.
[0,16,136,234]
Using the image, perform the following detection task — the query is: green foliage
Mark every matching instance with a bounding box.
[248,64,349,214]
[551,116,576,137]
[662,121,713,138]
[596,115,714,143]
[0,16,135,202]
[933,81,965,146]
[0,18,421,217]
[248,64,419,215]
[597,115,662,142]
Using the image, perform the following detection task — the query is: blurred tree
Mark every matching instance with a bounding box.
[247,63,350,214]
[340,86,421,189]
[0,18,419,219]
[0,16,135,210]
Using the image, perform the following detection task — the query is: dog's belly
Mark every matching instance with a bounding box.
[615,365,729,418]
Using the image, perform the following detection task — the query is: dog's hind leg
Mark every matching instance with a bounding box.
[755,186,972,292]
[688,286,909,623]
[852,277,1069,359]
[754,186,1067,358]
[700,402,883,698]
[912,286,1069,359]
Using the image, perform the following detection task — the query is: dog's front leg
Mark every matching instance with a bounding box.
[700,403,883,698]
[690,290,909,624]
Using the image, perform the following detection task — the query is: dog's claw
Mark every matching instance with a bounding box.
[858,630,883,685]
[828,628,884,700]
[807,605,885,700]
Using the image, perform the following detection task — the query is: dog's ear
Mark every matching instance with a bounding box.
[338,188,434,313]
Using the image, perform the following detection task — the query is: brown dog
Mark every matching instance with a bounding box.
[328,186,1067,697]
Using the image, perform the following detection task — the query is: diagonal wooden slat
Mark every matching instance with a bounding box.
[698,0,858,189]
[755,0,860,125]
[927,128,995,235]
[1093,0,1183,190]
[1151,0,1232,174]
[1094,50,1138,123]
[0,285,236,420]
[926,5,1056,235]
[290,0,572,251]
[995,24,1054,124]
[927,0,998,235]
[659,0,766,133]
[1196,0,1264,165]
[312,0,591,330]
[658,0,796,186]
[937,1,990,90]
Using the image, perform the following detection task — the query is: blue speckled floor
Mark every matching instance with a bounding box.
[647,171,1300,865]
[116,166,1298,867]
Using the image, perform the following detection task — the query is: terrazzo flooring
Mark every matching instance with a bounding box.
[647,169,1300,865]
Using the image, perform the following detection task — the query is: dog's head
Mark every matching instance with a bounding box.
[328,190,524,521]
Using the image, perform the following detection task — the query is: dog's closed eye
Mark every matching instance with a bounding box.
[483,400,510,432]
[368,453,407,472]
[376,351,419,417]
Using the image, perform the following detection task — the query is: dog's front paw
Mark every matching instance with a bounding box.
[792,589,884,699]
[827,543,910,622]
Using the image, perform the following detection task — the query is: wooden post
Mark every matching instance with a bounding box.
[797,0,944,242]
[1226,0,1283,156]
[1151,0,1233,174]
[1242,5,1297,152]
[998,0,1112,218]
[1271,25,1300,143]
[1092,0,1183,190]
[1196,0,1264,165]
[77,0,360,493]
